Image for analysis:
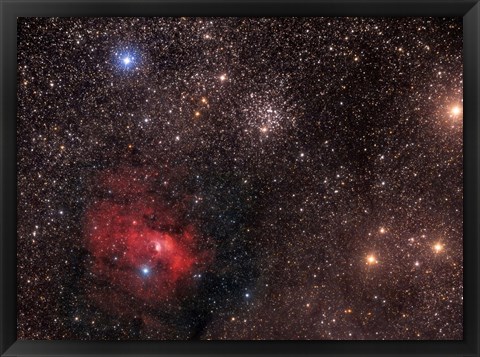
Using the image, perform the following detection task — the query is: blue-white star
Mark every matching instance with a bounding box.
[115,51,137,70]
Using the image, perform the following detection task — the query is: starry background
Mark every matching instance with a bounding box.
[17,17,463,340]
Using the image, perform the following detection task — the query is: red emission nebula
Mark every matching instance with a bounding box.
[83,165,212,310]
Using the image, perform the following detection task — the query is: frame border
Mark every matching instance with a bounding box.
[1,1,479,356]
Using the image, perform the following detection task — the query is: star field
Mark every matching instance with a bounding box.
[17,17,463,340]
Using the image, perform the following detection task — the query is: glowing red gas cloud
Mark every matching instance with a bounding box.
[83,165,212,307]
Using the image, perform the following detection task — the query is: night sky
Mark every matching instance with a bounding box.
[17,17,463,340]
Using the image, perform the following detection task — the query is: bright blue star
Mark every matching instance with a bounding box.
[115,50,138,70]
[120,54,134,68]
[141,267,150,275]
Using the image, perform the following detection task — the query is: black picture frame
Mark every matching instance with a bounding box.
[1,0,479,356]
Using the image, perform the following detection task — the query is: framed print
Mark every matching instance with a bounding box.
[1,0,479,356]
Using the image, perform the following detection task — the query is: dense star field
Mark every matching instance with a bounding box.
[17,17,463,340]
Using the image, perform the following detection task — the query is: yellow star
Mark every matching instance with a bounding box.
[450,105,462,116]
[366,254,378,265]
[433,243,444,253]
